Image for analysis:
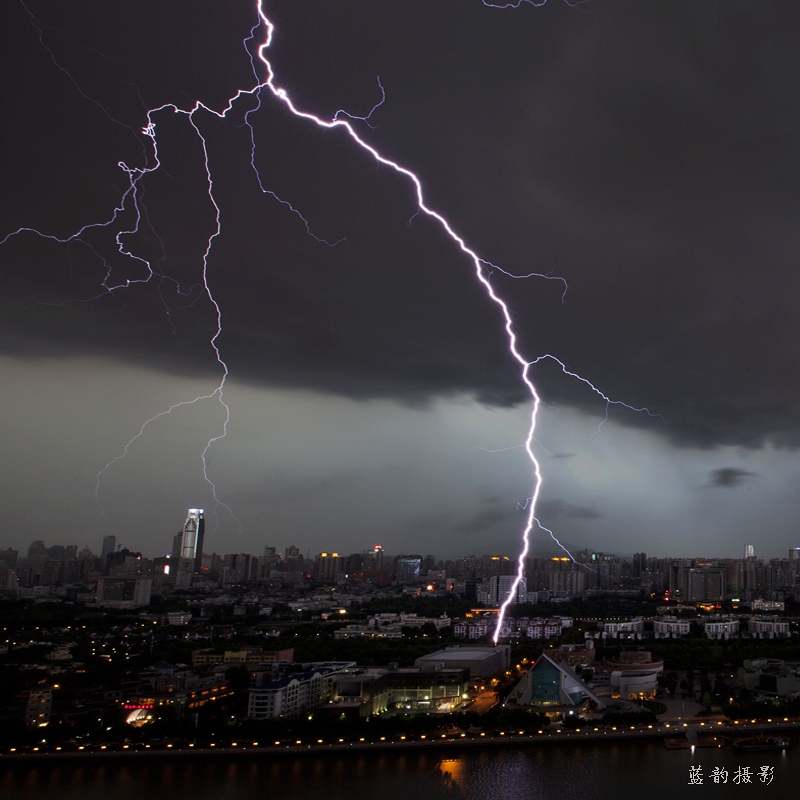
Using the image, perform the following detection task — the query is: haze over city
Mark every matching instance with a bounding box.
[3,1,800,561]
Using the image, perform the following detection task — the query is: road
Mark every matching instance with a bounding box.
[468,690,499,714]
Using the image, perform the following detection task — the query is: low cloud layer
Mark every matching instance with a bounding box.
[709,468,757,488]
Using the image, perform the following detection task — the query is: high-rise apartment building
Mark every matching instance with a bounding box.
[285,544,301,560]
[27,540,46,560]
[364,545,384,572]
[101,535,117,561]
[488,574,527,606]
[681,564,726,601]
[395,555,422,584]
[96,576,152,608]
[632,552,647,579]
[315,552,345,583]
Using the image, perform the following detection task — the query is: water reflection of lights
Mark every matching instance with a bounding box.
[439,759,465,785]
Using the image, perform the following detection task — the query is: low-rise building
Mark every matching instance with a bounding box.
[593,651,663,701]
[326,664,471,716]
[748,616,791,638]
[191,647,294,667]
[335,613,451,639]
[750,599,785,612]
[452,616,570,641]
[653,615,691,639]
[414,645,510,678]
[334,623,403,639]
[704,618,740,640]
[123,661,233,722]
[738,658,800,698]
[248,663,348,719]
[602,617,644,639]
[549,642,596,669]
[526,618,570,639]
[452,621,493,640]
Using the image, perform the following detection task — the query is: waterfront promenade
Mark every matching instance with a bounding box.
[2,716,799,763]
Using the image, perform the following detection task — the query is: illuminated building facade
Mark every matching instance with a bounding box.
[180,508,205,574]
[395,555,422,584]
[506,653,606,714]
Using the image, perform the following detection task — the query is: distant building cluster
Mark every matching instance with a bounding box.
[1,522,800,623]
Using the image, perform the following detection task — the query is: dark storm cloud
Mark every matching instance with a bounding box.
[537,498,603,521]
[453,505,515,537]
[410,491,520,540]
[708,467,757,488]
[3,1,800,447]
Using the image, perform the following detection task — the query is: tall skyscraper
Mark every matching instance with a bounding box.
[27,540,46,560]
[744,544,756,560]
[101,535,117,561]
[632,552,647,579]
[180,509,205,573]
[284,544,301,560]
[364,545,384,572]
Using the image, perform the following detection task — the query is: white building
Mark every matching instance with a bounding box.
[751,599,785,612]
[452,616,570,641]
[488,575,526,606]
[704,618,740,640]
[598,652,663,701]
[748,617,791,638]
[602,617,644,639]
[452,622,494,640]
[525,617,571,639]
[370,613,451,630]
[248,664,346,719]
[180,508,205,569]
[653,616,691,639]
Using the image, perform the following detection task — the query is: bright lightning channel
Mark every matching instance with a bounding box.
[240,4,657,642]
[5,1,657,639]
[482,0,590,8]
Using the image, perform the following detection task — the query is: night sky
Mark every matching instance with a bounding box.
[2,1,800,560]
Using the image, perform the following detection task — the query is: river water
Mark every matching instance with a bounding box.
[0,737,794,799]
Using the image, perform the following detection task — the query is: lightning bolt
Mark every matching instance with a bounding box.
[92,108,238,524]
[237,5,657,642]
[482,0,590,9]
[4,1,658,636]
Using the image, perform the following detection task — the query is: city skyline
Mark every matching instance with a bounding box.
[3,3,800,561]
[4,529,800,565]
[5,531,800,608]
